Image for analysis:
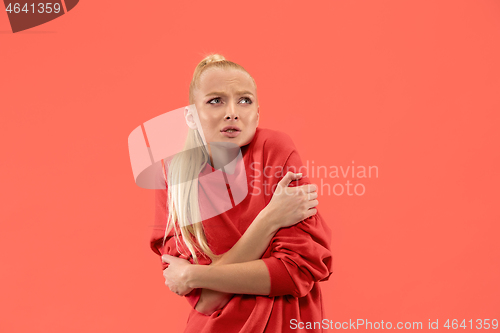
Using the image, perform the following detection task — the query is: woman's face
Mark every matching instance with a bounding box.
[193,67,259,148]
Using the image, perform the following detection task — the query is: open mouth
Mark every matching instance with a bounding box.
[220,126,241,137]
[221,126,241,133]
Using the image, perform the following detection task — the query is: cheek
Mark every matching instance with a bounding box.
[206,119,220,134]
[199,113,217,130]
[250,114,259,125]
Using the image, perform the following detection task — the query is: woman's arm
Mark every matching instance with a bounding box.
[162,171,320,299]
[188,260,271,294]
[188,137,333,302]
[194,172,316,314]
[194,208,279,315]
[185,213,332,298]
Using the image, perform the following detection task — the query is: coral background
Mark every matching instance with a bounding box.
[1,0,499,332]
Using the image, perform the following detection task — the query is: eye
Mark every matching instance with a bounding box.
[240,97,252,104]
[208,97,221,104]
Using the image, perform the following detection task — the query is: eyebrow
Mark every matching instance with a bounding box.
[205,91,254,97]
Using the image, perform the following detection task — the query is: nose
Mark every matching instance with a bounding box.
[224,104,238,120]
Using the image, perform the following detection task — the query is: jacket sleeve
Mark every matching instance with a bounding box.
[261,142,333,298]
[149,162,202,308]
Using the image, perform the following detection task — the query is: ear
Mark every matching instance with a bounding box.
[184,106,197,129]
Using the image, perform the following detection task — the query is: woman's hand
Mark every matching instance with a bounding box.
[161,254,194,296]
[262,171,318,230]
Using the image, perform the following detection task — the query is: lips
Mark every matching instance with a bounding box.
[220,126,241,138]
[220,126,241,132]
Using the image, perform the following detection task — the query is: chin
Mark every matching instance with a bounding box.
[238,135,255,147]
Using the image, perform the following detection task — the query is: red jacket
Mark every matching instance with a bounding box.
[150,127,333,332]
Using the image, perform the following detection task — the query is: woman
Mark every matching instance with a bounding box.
[150,53,333,332]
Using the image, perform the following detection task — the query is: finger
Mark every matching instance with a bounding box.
[307,191,318,200]
[299,183,317,193]
[278,172,301,188]
[277,171,294,188]
[293,184,316,196]
[307,199,319,209]
[293,184,316,195]
[304,208,318,219]
[162,254,174,263]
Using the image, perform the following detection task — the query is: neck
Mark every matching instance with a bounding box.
[207,142,240,171]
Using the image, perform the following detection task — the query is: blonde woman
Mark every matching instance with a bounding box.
[150,53,333,332]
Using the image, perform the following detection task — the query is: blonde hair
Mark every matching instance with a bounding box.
[162,53,257,264]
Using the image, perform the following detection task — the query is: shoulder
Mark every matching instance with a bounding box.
[251,127,298,167]
[253,127,297,152]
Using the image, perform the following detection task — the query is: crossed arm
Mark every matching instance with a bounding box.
[161,171,320,315]
[162,207,279,315]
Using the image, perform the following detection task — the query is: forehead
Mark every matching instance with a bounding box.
[198,68,255,93]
